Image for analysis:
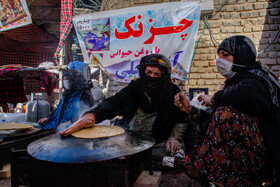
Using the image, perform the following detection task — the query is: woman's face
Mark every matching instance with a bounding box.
[218,50,234,63]
[145,66,162,78]
[63,77,71,90]
[216,49,237,79]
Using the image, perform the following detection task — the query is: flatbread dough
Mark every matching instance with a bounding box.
[72,125,125,139]
[0,123,33,130]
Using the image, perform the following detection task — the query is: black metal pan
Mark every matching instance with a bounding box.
[27,129,155,163]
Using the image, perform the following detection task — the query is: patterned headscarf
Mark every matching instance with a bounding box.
[138,53,172,81]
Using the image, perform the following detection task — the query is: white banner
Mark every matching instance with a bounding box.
[0,0,32,31]
[73,2,201,82]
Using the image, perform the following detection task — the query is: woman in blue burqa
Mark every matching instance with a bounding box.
[38,69,95,132]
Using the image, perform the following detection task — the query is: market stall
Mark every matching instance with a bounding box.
[0,65,58,112]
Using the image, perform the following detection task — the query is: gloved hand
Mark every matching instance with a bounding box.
[59,113,95,136]
[166,137,182,156]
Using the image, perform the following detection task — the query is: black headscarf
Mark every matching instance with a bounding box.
[218,35,280,109]
[217,35,257,69]
[136,53,179,142]
[63,69,88,96]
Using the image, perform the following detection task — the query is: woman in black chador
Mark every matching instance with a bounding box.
[175,35,280,186]
[60,54,187,168]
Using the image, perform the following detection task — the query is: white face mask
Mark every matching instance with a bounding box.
[63,80,70,90]
[216,57,236,79]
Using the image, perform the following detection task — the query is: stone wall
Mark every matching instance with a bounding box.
[99,0,280,96]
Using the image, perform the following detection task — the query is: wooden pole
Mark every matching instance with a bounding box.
[58,47,65,100]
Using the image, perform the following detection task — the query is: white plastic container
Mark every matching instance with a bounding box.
[0,107,4,123]
[15,103,24,113]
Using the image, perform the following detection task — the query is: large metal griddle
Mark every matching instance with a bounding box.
[27,129,155,163]
[0,123,54,171]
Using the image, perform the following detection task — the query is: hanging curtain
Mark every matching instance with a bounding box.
[54,0,74,62]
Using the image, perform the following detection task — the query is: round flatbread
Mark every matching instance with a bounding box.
[72,125,125,139]
[0,123,33,130]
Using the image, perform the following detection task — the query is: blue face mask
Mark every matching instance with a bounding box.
[216,57,236,79]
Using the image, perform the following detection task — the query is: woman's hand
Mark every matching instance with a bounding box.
[59,113,96,136]
[174,92,192,114]
[38,117,49,125]
[166,137,181,156]
[197,94,213,107]
[56,121,72,132]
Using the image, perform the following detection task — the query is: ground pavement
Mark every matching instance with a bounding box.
[0,171,202,187]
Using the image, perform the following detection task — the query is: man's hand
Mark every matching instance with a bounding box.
[38,117,49,125]
[166,137,181,157]
[197,94,213,107]
[174,92,192,114]
[59,113,95,136]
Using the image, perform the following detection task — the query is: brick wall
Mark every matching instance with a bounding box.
[187,0,280,95]
[99,0,280,96]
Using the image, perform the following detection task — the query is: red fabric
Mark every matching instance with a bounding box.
[0,78,27,104]
[0,23,58,54]
[54,0,74,61]
[0,104,9,113]
[0,23,59,94]
[17,67,58,95]
[0,67,22,76]
[40,70,58,95]
[0,67,58,97]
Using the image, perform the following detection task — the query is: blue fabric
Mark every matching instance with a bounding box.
[41,92,82,130]
[69,61,85,73]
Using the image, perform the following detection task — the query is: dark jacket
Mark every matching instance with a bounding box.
[213,71,280,170]
[88,79,185,143]
[214,73,273,120]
